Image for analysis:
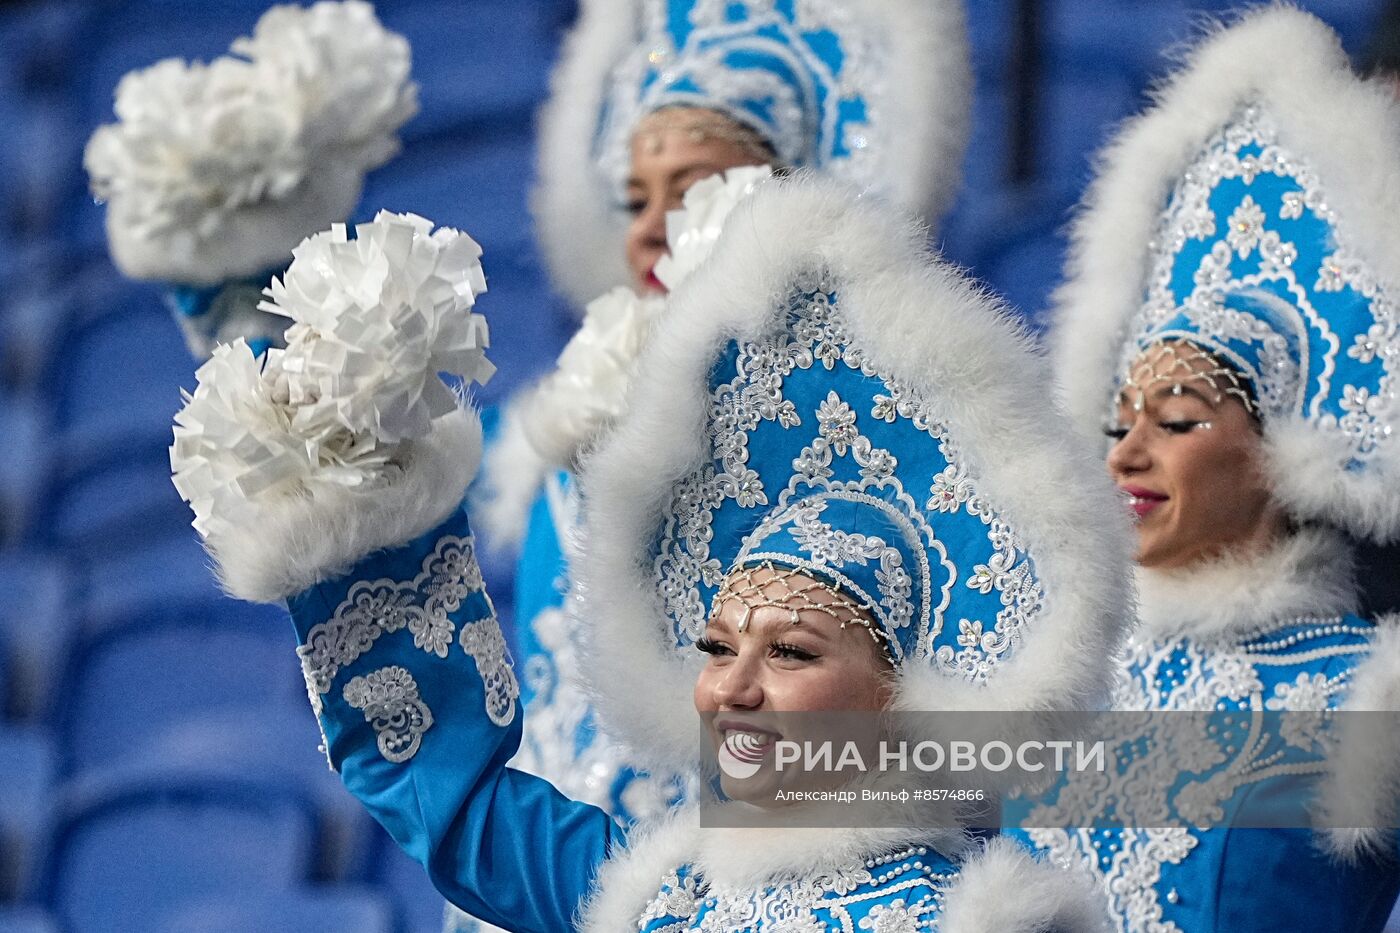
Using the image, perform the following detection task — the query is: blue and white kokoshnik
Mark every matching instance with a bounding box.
[653,288,1045,676]
[597,0,879,195]
[1123,104,1396,471]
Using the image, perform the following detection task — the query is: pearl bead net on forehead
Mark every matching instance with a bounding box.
[709,559,891,653]
[1119,340,1261,420]
[632,106,779,165]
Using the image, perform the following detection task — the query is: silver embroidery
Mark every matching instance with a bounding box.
[459,603,520,728]
[343,666,434,763]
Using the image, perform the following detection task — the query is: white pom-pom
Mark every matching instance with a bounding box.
[85,0,417,285]
[653,164,773,290]
[170,342,307,539]
[261,210,493,444]
[521,286,664,467]
[231,0,418,173]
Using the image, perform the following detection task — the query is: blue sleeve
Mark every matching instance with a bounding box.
[287,503,623,932]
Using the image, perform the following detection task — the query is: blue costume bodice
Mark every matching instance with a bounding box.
[510,471,686,823]
[1011,615,1400,933]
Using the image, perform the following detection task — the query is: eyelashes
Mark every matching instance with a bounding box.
[1103,420,1209,440]
[694,638,819,662]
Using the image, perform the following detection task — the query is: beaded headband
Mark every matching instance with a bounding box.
[710,560,888,651]
[631,107,779,166]
[1118,340,1260,420]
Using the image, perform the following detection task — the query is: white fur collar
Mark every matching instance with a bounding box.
[1134,526,1357,643]
[580,812,1107,933]
[209,407,480,603]
[1315,616,1400,861]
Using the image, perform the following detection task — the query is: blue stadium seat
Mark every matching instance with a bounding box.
[0,394,49,547]
[368,829,453,933]
[358,125,539,259]
[79,529,224,631]
[0,551,72,722]
[1036,67,1138,189]
[377,0,555,141]
[136,706,375,882]
[0,907,59,933]
[58,600,304,774]
[155,887,394,933]
[41,432,194,559]
[0,727,58,903]
[42,773,316,932]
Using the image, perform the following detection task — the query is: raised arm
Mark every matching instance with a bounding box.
[169,213,622,932]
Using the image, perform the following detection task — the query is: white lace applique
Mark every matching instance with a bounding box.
[297,533,506,729]
[459,602,520,728]
[343,665,434,763]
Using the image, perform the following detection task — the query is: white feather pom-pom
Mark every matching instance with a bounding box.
[262,211,493,444]
[231,0,418,173]
[653,164,773,290]
[85,1,417,285]
[521,286,665,467]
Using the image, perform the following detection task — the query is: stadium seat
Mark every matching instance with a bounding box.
[0,551,72,722]
[79,530,224,631]
[154,887,395,933]
[0,727,58,902]
[58,600,304,774]
[0,394,49,547]
[0,907,58,933]
[136,705,375,882]
[41,773,316,932]
[368,829,453,933]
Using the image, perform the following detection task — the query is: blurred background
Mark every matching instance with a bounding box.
[0,1,1394,931]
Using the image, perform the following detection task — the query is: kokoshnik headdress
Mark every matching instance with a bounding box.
[533,0,971,307]
[1053,7,1400,542]
[575,176,1133,775]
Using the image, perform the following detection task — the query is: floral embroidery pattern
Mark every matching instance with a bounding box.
[1028,617,1371,933]
[637,848,952,932]
[343,666,434,763]
[653,279,1046,677]
[296,533,518,731]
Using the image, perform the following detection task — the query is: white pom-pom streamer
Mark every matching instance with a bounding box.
[85,1,418,285]
[172,212,492,540]
[519,165,770,466]
[262,210,493,444]
[231,0,417,173]
[653,164,773,290]
[522,287,665,467]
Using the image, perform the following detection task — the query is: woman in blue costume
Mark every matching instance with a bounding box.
[169,177,1133,931]
[476,0,972,835]
[1009,8,1400,931]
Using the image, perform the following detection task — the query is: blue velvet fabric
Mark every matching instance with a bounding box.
[1008,614,1400,932]
[285,505,623,933]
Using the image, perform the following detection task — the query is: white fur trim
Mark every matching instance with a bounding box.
[474,394,551,554]
[1315,614,1400,861]
[577,176,1134,777]
[1135,525,1357,643]
[530,0,971,309]
[208,407,481,603]
[1051,6,1400,541]
[577,808,698,933]
[938,838,1111,933]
